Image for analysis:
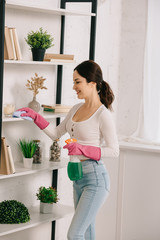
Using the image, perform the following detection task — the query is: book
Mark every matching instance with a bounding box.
[42,104,72,113]
[4,26,14,60]
[9,28,17,60]
[11,28,22,60]
[44,58,75,63]
[0,137,12,175]
[44,53,74,60]
[43,108,70,113]
[4,39,8,59]
[7,145,15,174]
[42,104,72,109]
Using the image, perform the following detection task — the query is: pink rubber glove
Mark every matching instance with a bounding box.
[63,142,101,161]
[17,107,49,130]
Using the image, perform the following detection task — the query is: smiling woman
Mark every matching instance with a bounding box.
[16,60,119,240]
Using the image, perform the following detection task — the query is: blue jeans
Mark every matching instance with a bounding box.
[67,159,110,240]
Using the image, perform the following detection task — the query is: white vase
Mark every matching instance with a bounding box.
[40,202,57,214]
[23,157,33,168]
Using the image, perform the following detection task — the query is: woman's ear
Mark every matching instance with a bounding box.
[90,81,97,88]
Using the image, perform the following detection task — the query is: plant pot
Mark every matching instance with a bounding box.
[31,48,46,61]
[23,157,33,169]
[28,96,40,112]
[40,202,57,214]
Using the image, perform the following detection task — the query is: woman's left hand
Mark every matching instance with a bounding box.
[63,142,101,161]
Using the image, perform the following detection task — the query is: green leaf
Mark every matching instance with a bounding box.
[25,27,54,50]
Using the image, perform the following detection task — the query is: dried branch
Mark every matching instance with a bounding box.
[26,73,47,97]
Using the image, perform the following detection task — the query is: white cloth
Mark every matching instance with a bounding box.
[43,103,119,158]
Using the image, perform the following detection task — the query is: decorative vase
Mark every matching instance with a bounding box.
[40,202,57,214]
[23,157,33,169]
[28,96,40,112]
[31,48,46,61]
[50,139,61,162]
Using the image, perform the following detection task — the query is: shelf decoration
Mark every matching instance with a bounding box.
[26,73,47,112]
[33,140,42,164]
[0,200,30,224]
[50,139,61,162]
[36,186,59,213]
[25,27,54,61]
[4,26,22,61]
[18,139,38,168]
[0,137,15,175]
[44,53,75,63]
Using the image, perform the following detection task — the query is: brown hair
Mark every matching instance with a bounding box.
[74,60,115,110]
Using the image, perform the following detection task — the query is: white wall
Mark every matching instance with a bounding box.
[117,0,148,136]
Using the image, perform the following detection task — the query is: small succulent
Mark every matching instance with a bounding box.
[36,186,59,203]
[0,200,30,224]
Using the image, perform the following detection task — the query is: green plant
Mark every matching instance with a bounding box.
[18,139,37,158]
[0,200,30,224]
[25,27,54,49]
[36,186,59,203]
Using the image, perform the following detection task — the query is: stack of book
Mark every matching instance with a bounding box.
[44,53,75,63]
[4,26,22,60]
[42,104,72,113]
[0,137,15,175]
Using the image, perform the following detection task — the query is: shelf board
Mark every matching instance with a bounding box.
[6,1,96,17]
[4,59,76,66]
[3,111,68,122]
[0,204,73,236]
[0,160,68,180]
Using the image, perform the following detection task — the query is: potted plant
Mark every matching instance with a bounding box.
[36,186,59,213]
[0,200,30,224]
[18,139,37,168]
[25,27,54,61]
[26,72,47,112]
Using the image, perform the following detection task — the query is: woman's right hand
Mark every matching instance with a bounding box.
[17,107,49,130]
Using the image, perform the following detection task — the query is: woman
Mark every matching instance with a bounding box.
[18,60,119,240]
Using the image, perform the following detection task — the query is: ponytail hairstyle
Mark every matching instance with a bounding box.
[74,60,115,110]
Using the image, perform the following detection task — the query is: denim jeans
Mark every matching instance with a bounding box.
[67,159,110,240]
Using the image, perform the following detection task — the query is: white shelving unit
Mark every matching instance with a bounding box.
[1,1,96,239]
[4,59,76,65]
[3,111,68,122]
[0,159,68,180]
[6,1,96,17]
[0,204,74,237]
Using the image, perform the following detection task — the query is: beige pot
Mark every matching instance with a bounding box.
[40,202,57,214]
[23,157,33,169]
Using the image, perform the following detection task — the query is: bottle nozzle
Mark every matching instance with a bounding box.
[65,138,77,144]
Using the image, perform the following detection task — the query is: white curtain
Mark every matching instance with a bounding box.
[123,0,160,145]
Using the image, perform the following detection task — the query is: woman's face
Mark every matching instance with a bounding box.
[73,70,96,99]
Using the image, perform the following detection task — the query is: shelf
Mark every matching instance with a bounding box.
[0,204,73,236]
[3,111,68,122]
[6,1,96,17]
[4,60,76,66]
[0,160,68,180]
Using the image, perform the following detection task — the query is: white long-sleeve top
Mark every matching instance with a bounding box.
[43,103,119,159]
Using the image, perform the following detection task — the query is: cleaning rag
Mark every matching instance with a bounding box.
[12,111,32,121]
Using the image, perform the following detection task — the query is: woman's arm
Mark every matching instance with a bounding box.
[99,110,119,158]
[43,114,70,140]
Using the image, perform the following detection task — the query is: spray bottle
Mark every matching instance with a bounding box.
[65,138,83,181]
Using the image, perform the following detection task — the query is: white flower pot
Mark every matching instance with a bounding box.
[40,202,57,214]
[23,157,33,169]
